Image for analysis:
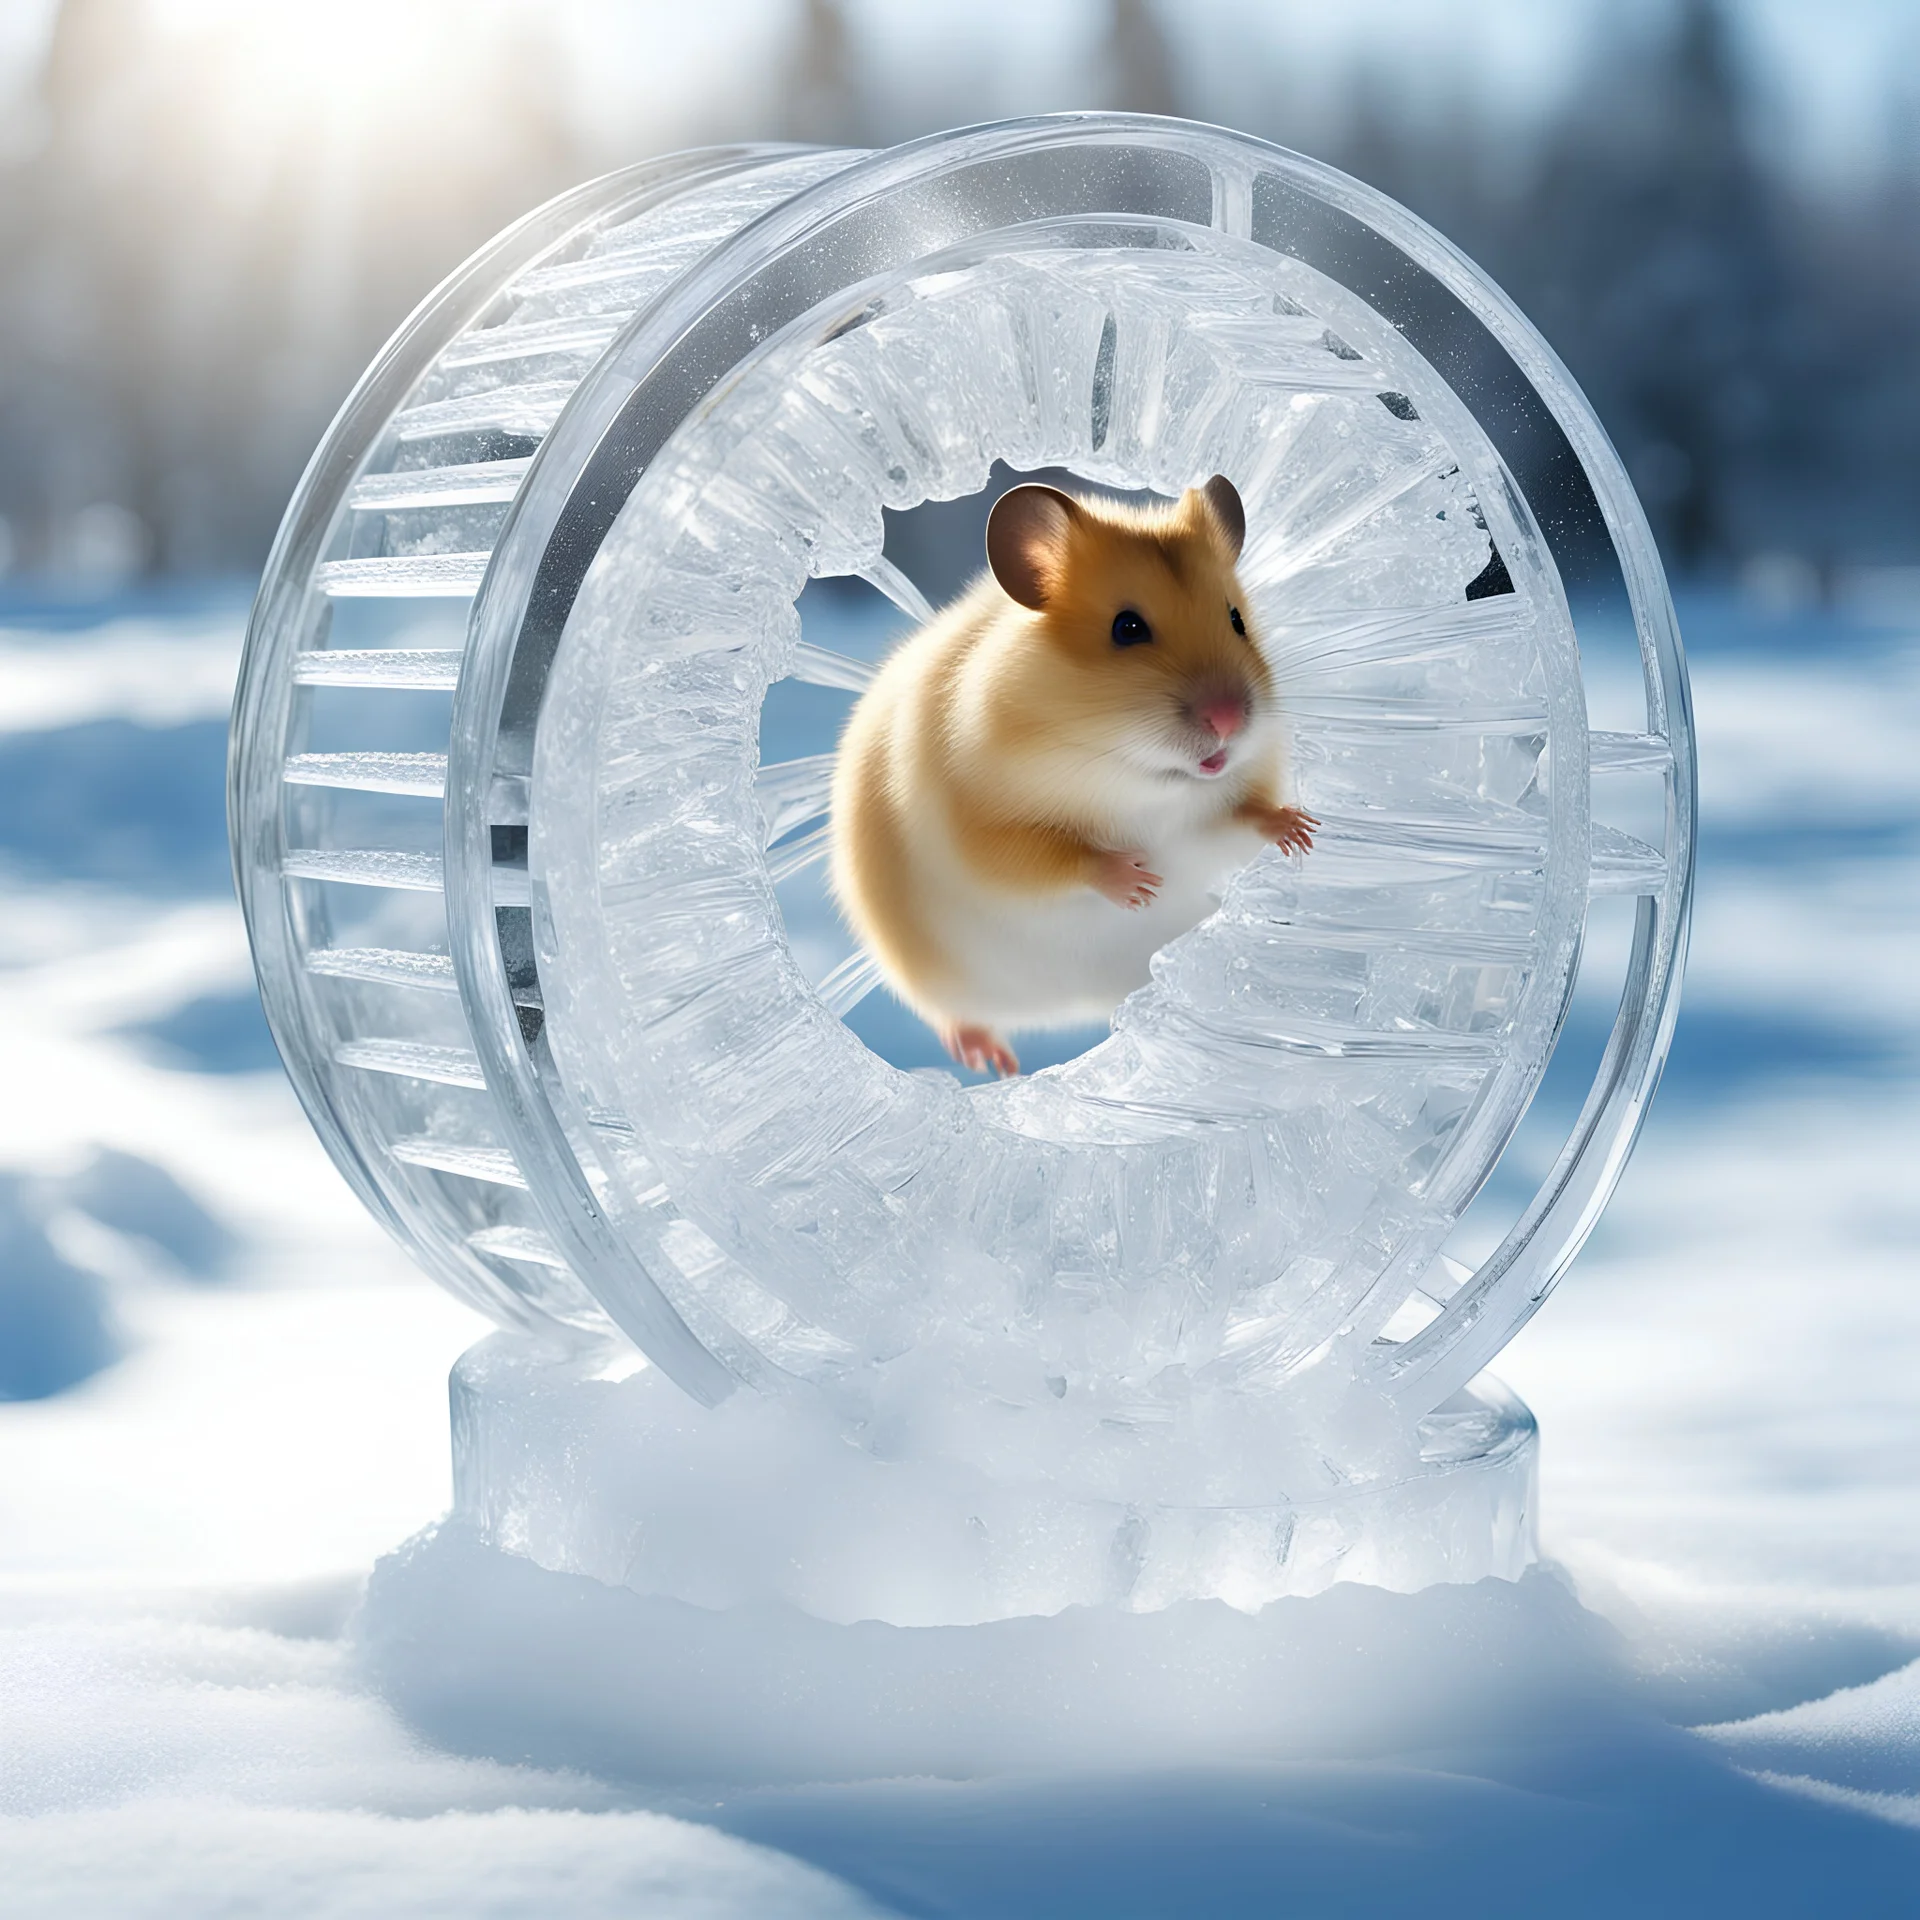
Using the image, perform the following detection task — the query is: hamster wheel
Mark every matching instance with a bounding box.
[232,117,1691,1580]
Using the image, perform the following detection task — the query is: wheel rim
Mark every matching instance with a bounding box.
[232,115,1692,1449]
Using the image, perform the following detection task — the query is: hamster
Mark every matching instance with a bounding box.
[828,475,1315,1077]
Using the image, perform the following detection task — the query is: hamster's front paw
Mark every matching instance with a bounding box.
[1091,848,1163,909]
[1246,804,1318,856]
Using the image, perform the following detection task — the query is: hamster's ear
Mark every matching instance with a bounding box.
[987,485,1077,610]
[1198,474,1245,560]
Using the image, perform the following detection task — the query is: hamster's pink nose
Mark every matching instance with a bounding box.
[1197,698,1246,741]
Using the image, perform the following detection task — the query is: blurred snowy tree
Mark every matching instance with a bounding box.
[1102,0,1182,120]
[0,0,1914,578]
[1797,75,1920,567]
[1510,0,1787,565]
[0,0,581,575]
[777,0,865,147]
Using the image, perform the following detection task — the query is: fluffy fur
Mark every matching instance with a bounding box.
[829,477,1314,1075]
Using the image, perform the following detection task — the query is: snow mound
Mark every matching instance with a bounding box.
[0,1601,884,1920]
[1707,1656,1920,1799]
[361,1524,1616,1788]
[359,1529,1920,1916]
[0,1175,116,1401]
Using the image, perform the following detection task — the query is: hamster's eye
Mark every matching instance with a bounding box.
[1112,609,1153,648]
[1229,605,1247,638]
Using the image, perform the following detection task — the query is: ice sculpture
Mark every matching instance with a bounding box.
[231,117,1692,1629]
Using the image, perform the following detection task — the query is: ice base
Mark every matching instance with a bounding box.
[444,1333,1536,1630]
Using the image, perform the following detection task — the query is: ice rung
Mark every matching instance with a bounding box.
[509,239,718,304]
[436,315,622,371]
[315,554,489,598]
[1259,921,1535,966]
[285,849,444,892]
[1312,803,1546,869]
[1186,316,1385,389]
[306,944,542,1009]
[306,946,457,992]
[590,192,815,259]
[392,1137,527,1188]
[1287,695,1548,736]
[336,1037,485,1089]
[789,641,876,693]
[1169,1005,1505,1061]
[284,752,447,797]
[1210,162,1254,237]
[755,752,836,844]
[1589,823,1668,896]
[283,848,531,905]
[468,1225,570,1270]
[292,650,462,690]
[1290,842,1541,886]
[817,947,883,1017]
[1589,730,1673,776]
[1262,449,1455,584]
[391,380,573,444]
[767,822,831,883]
[348,460,530,511]
[855,555,936,625]
[1264,600,1531,678]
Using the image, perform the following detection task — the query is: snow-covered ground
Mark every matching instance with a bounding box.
[0,582,1916,1915]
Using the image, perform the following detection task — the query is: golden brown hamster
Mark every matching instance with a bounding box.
[828,475,1315,1077]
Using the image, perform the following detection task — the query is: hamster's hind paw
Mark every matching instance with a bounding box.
[940,1021,1021,1078]
[1092,848,1164,909]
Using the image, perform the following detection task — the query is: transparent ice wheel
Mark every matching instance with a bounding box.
[231,115,1692,1451]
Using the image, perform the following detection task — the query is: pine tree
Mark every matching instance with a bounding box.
[779,0,863,147]
[1516,0,1784,567]
[0,0,581,574]
[1104,0,1181,120]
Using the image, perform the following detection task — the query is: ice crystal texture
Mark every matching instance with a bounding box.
[533,230,1587,1500]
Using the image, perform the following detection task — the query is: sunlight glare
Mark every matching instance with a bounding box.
[145,0,507,122]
